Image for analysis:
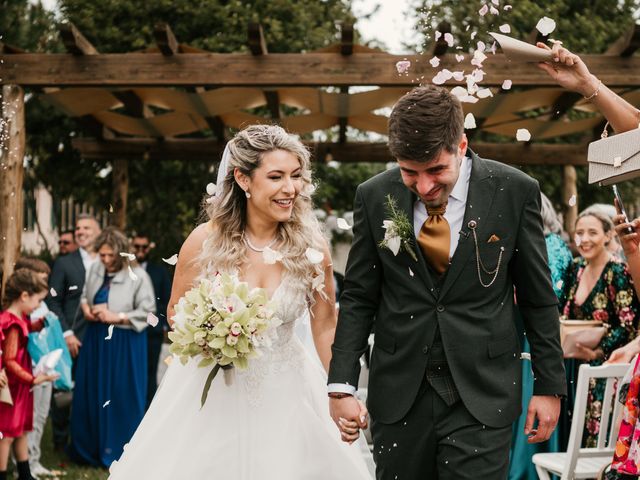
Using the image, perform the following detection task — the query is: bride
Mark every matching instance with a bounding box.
[108,125,372,479]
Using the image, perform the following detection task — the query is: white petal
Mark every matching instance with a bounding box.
[395,60,411,74]
[49,287,57,297]
[206,182,216,196]
[305,247,324,265]
[502,79,513,90]
[516,128,532,142]
[455,54,465,63]
[444,33,454,47]
[432,72,448,85]
[382,220,394,230]
[429,56,440,68]
[387,236,401,256]
[450,86,468,98]
[128,266,138,281]
[490,5,499,14]
[471,31,478,40]
[162,254,178,265]
[568,194,577,207]
[434,31,442,41]
[105,325,114,341]
[147,312,159,327]
[504,4,513,10]
[68,285,78,291]
[452,71,465,82]
[477,88,493,99]
[536,16,556,36]
[409,267,414,277]
[103,400,111,408]
[337,218,352,230]
[491,0,499,5]
[479,4,489,16]
[499,24,511,34]
[119,252,136,261]
[262,246,284,265]
[460,95,479,104]
[464,113,477,129]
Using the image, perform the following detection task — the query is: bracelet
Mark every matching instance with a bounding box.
[583,79,602,101]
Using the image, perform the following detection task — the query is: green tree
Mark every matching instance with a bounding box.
[8,0,361,258]
[411,0,640,218]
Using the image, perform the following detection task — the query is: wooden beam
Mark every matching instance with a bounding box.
[112,90,151,118]
[563,165,578,236]
[432,21,451,56]
[110,158,128,229]
[59,22,98,55]
[340,23,354,56]
[606,23,640,57]
[0,85,25,294]
[154,23,179,56]
[338,86,349,143]
[0,41,26,54]
[264,90,281,121]
[71,137,589,166]
[550,92,583,120]
[248,23,268,55]
[3,53,639,87]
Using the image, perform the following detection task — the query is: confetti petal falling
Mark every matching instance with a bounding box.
[502,80,513,90]
[568,194,577,207]
[162,254,178,266]
[464,113,477,129]
[516,129,532,142]
[499,24,511,34]
[119,252,136,261]
[206,183,216,195]
[395,60,411,74]
[536,17,557,36]
[337,218,352,230]
[305,247,324,265]
[147,312,159,327]
[50,287,57,297]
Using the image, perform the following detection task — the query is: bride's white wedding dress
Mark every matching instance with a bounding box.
[109,272,372,479]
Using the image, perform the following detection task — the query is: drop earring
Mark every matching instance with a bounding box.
[245,191,251,199]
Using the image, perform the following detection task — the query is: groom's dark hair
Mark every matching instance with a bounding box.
[388,85,464,163]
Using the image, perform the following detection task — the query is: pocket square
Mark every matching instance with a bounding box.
[487,234,501,243]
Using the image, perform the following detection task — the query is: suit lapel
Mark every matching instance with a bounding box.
[72,250,85,279]
[390,174,436,296]
[440,152,497,300]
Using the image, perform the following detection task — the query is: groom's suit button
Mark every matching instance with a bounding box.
[422,346,429,354]
[436,305,445,312]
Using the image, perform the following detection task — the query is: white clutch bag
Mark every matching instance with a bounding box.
[588,122,640,185]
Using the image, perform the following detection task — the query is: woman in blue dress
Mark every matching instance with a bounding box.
[509,194,573,479]
[68,227,155,467]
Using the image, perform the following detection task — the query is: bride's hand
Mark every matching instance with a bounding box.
[330,395,366,444]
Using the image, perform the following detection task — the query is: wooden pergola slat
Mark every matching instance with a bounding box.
[59,22,98,56]
[3,53,639,87]
[154,23,179,56]
[70,137,589,166]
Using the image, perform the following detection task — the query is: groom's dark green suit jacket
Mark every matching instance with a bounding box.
[329,150,567,428]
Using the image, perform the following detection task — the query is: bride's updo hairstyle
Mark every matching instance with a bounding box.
[200,125,326,299]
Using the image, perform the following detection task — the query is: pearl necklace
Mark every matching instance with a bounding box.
[244,234,278,253]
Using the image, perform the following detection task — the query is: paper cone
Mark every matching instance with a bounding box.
[489,32,554,63]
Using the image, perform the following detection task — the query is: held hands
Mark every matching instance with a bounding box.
[329,395,369,444]
[92,306,122,324]
[525,395,561,444]
[536,42,599,97]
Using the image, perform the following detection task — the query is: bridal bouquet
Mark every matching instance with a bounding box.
[169,273,281,407]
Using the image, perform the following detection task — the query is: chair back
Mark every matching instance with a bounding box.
[562,363,631,479]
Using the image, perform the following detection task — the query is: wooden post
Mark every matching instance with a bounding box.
[110,158,128,230]
[0,85,25,293]
[563,165,578,237]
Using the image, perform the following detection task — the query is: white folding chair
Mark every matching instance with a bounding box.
[532,363,631,480]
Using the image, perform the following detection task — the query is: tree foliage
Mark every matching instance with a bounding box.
[410,0,640,218]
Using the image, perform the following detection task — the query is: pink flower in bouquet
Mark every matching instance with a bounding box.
[619,307,635,326]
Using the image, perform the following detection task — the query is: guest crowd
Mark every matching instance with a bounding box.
[0,217,172,479]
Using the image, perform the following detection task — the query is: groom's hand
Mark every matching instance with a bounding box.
[525,395,561,443]
[329,395,368,443]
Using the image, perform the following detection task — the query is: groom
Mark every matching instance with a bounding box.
[328,85,566,479]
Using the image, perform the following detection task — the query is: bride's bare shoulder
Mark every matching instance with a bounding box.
[179,222,214,259]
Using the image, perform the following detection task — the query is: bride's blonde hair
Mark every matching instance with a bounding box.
[199,125,326,299]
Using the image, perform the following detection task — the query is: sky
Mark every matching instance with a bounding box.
[36,0,418,53]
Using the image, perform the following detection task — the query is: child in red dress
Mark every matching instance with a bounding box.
[0,269,58,480]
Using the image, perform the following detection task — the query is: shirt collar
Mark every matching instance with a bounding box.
[449,156,471,203]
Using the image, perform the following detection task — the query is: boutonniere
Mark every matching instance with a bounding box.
[379,194,418,261]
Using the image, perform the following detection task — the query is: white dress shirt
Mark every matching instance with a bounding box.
[328,156,472,396]
[79,247,99,272]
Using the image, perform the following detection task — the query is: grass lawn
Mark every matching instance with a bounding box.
[11,420,109,480]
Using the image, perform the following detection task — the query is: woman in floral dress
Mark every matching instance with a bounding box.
[559,209,640,448]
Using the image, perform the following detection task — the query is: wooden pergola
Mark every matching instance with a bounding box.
[1,21,639,286]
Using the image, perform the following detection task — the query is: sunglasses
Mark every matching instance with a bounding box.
[58,240,72,245]
[132,244,150,250]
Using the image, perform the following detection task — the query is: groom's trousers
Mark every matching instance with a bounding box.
[370,329,513,480]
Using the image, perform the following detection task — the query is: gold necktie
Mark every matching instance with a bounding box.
[417,204,450,275]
